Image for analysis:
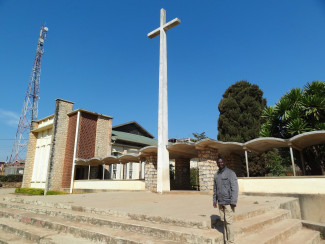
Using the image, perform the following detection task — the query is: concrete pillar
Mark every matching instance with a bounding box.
[45,99,74,193]
[22,121,38,188]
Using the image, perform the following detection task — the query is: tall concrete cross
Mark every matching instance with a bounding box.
[148,9,181,193]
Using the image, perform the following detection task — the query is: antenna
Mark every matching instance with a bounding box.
[9,25,48,163]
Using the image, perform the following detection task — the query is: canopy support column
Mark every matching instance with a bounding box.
[244,148,249,177]
[88,165,90,180]
[102,164,105,180]
[120,162,123,179]
[299,151,306,175]
[289,146,296,176]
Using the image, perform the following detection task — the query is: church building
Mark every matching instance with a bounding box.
[22,99,157,192]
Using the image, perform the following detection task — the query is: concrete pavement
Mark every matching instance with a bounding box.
[0,188,300,228]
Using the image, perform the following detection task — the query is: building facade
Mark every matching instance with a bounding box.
[22,99,157,192]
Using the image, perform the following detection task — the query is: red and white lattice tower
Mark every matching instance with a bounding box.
[9,25,48,163]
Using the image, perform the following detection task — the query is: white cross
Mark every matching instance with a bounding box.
[148,9,180,193]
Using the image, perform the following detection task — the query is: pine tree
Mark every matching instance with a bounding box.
[218,81,266,142]
[218,81,268,176]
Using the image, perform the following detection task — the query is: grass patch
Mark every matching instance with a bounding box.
[15,188,44,195]
[15,188,68,195]
[45,190,68,195]
[253,201,259,204]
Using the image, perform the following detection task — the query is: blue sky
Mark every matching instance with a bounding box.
[1,0,325,161]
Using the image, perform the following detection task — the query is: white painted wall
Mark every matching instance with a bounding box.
[31,182,46,188]
[31,129,52,184]
[73,180,145,190]
[238,177,325,194]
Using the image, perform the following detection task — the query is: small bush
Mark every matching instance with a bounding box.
[45,190,68,195]
[0,174,23,182]
[15,188,44,195]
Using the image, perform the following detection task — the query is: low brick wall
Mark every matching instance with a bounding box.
[0,182,22,188]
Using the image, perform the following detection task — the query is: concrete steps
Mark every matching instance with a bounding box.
[285,228,321,244]
[239,218,322,244]
[0,227,35,244]
[0,196,323,244]
[0,200,218,243]
[0,217,91,244]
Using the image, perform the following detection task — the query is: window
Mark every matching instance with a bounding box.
[112,164,117,179]
[129,163,133,179]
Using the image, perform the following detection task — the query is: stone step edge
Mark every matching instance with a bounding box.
[0,219,54,243]
[0,216,173,244]
[0,208,215,244]
[302,220,325,240]
[284,228,321,244]
[0,226,35,244]
[240,219,302,244]
[235,209,291,236]
[1,196,281,230]
[0,213,157,244]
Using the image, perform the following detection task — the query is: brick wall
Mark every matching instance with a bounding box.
[22,121,38,188]
[61,113,77,188]
[77,112,97,159]
[145,155,157,192]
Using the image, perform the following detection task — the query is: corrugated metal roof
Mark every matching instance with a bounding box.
[112,130,157,146]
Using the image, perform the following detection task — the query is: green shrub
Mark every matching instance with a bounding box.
[190,168,199,186]
[0,174,23,182]
[45,190,68,195]
[15,188,44,195]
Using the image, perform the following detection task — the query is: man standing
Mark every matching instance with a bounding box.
[213,157,238,244]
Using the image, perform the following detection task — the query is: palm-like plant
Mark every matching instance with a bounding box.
[260,81,325,138]
[260,81,325,175]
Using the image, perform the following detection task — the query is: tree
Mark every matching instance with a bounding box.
[260,81,325,174]
[218,81,267,142]
[191,132,207,142]
[218,81,268,176]
[260,81,325,137]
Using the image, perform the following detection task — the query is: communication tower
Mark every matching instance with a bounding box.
[9,25,48,163]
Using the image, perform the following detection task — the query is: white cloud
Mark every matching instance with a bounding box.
[0,109,19,127]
